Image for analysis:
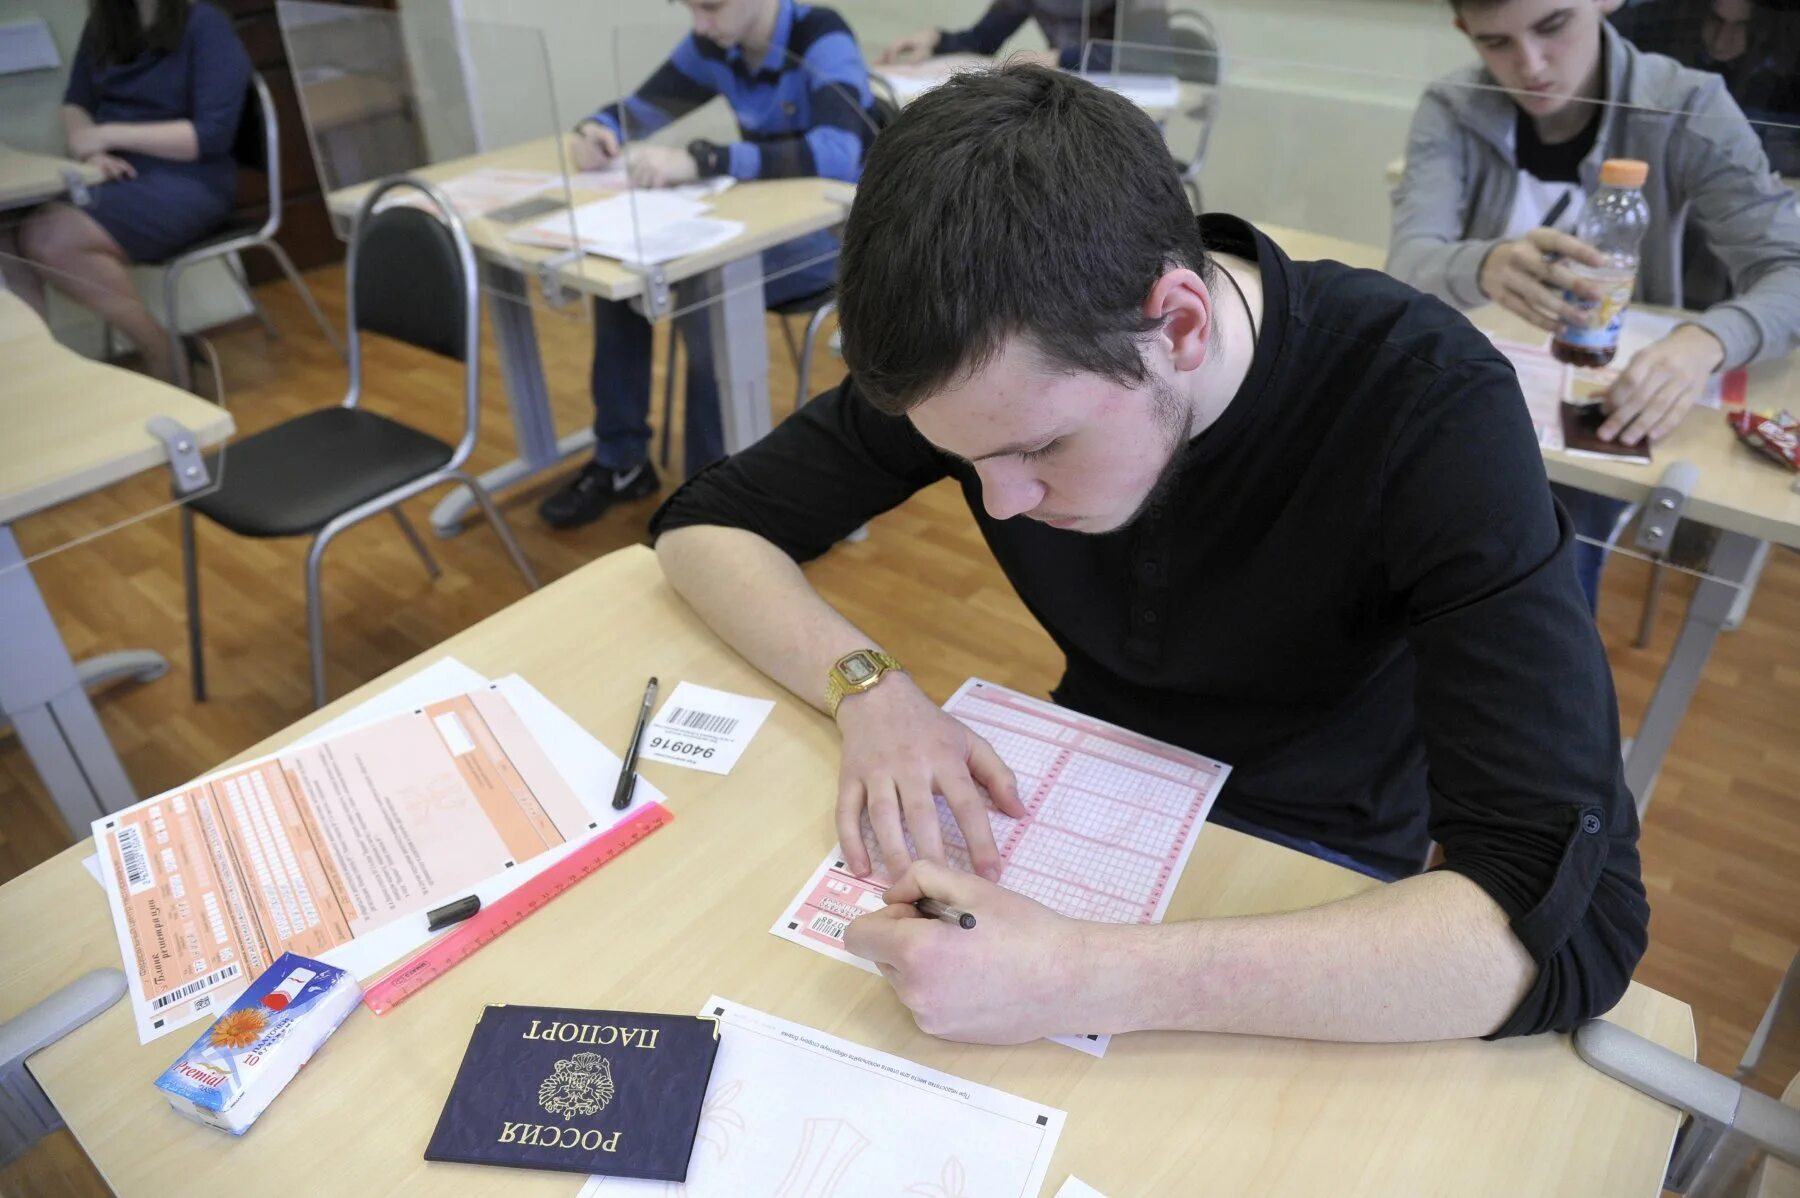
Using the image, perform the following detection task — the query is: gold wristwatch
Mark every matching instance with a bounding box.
[825,649,904,718]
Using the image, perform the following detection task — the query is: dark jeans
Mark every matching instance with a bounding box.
[590,230,839,479]
[1552,483,1633,614]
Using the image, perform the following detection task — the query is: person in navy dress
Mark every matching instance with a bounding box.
[0,0,250,381]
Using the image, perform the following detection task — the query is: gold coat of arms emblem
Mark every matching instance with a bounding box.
[537,1052,617,1120]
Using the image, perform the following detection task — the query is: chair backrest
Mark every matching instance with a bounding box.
[228,72,284,239]
[1168,8,1224,87]
[343,177,482,465]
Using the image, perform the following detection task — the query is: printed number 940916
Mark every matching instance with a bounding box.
[650,736,714,759]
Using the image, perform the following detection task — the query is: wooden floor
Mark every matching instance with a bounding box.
[3,268,1797,1196]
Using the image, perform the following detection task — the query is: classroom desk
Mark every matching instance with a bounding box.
[0,291,233,835]
[327,137,851,538]
[0,544,1693,1195]
[875,56,1192,120]
[1261,223,1800,810]
[0,145,103,212]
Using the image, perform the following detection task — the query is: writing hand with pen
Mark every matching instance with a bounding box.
[844,859,1096,1044]
[832,677,1094,1042]
[569,120,699,188]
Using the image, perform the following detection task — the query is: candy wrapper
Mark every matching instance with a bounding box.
[154,952,359,1134]
[1726,409,1799,472]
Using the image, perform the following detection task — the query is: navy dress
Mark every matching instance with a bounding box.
[62,2,252,263]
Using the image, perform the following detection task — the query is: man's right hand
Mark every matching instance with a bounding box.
[1477,228,1608,333]
[834,674,1024,882]
[879,27,939,65]
[570,121,621,171]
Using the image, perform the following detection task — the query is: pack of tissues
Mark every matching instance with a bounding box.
[154,952,360,1133]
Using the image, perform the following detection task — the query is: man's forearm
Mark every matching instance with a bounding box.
[1075,871,1537,1042]
[656,525,884,714]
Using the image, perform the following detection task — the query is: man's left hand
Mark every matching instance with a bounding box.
[1599,324,1726,446]
[625,144,701,189]
[842,860,1095,1043]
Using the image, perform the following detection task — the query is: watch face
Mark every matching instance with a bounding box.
[839,652,877,684]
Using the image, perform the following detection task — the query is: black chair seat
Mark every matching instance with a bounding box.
[768,288,833,318]
[190,408,454,538]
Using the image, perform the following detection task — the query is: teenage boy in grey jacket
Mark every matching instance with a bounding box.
[1388,0,1800,609]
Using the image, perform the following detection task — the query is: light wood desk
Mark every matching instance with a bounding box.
[1263,223,1800,808]
[327,137,851,538]
[0,292,233,835]
[1,544,1692,1195]
[875,56,1194,121]
[0,145,103,212]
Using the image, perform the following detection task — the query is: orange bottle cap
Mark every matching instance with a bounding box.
[1600,158,1649,188]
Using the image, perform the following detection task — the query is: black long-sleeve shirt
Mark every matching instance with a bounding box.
[651,215,1650,1038]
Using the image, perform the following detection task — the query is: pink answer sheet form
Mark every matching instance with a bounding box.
[772,678,1230,1055]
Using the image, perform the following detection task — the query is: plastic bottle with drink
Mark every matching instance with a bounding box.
[1552,158,1651,368]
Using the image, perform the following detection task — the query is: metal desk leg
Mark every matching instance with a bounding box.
[707,256,775,454]
[428,262,594,537]
[1623,530,1768,814]
[0,527,139,835]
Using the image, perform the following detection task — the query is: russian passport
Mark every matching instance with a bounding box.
[425,1004,720,1181]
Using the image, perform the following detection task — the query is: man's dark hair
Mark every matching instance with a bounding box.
[837,64,1211,415]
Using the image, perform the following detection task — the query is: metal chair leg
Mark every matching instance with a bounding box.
[162,262,191,391]
[452,471,541,592]
[796,301,834,411]
[658,327,678,471]
[1634,559,1665,649]
[778,315,800,369]
[389,508,441,579]
[180,506,206,703]
[225,253,278,339]
[304,530,336,710]
[264,241,346,360]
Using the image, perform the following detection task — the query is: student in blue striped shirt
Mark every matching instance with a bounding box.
[539,0,878,530]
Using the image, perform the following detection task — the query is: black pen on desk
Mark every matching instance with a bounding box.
[611,676,658,810]
[914,897,977,929]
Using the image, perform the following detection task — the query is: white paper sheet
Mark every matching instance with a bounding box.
[571,166,736,203]
[79,657,494,892]
[580,997,1066,1197]
[88,660,664,1041]
[509,192,745,265]
[773,678,1230,1056]
[313,673,665,985]
[1055,1179,1110,1198]
[373,168,559,218]
[641,681,776,775]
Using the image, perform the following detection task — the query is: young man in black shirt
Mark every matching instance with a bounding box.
[653,65,1649,1045]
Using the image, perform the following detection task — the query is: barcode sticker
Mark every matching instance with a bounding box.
[665,706,739,736]
[641,682,775,776]
[116,825,154,895]
[150,962,240,1012]
[808,912,849,940]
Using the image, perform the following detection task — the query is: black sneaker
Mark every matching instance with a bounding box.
[538,461,660,530]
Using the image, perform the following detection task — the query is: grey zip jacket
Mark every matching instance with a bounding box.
[1387,23,1800,369]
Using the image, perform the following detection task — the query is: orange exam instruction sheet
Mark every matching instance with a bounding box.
[94,687,594,1042]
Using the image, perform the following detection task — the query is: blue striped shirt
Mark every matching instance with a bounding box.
[588,0,875,183]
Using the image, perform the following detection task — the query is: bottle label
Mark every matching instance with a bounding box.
[1558,270,1635,349]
